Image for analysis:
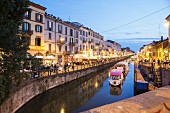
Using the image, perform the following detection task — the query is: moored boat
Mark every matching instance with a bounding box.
[109,69,124,86]
[114,62,129,76]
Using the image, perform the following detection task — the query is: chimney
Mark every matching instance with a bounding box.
[161,36,163,41]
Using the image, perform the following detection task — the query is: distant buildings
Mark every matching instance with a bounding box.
[137,37,169,62]
[22,2,132,65]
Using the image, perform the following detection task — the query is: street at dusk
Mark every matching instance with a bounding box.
[0,0,170,113]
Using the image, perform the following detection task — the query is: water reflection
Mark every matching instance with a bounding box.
[110,85,122,96]
[17,63,134,113]
[16,70,109,113]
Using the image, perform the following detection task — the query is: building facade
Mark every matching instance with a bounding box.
[23,2,46,59]
[22,1,123,65]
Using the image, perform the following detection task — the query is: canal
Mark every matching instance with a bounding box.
[16,63,134,113]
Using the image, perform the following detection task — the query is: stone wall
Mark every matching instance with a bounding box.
[0,60,116,113]
[162,69,170,86]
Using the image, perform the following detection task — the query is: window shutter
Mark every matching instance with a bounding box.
[35,13,38,21]
[47,21,49,30]
[29,10,31,19]
[28,23,31,31]
[40,26,42,32]
[51,22,53,31]
[40,15,43,23]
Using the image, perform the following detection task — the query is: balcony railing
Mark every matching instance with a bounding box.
[19,29,33,35]
[95,43,100,46]
[88,40,93,44]
[69,42,75,46]
[63,51,71,55]
[82,40,87,43]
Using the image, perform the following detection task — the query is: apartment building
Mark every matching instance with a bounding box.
[107,40,121,57]
[22,2,46,59]
[44,14,80,65]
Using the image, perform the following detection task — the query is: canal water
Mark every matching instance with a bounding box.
[16,63,134,113]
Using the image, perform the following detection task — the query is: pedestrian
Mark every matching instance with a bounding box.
[56,63,59,74]
[54,64,56,73]
[72,63,74,71]
[64,63,67,73]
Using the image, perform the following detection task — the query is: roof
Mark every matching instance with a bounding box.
[29,1,46,10]
[166,15,170,20]
[110,69,122,76]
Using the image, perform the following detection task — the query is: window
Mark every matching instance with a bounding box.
[35,13,43,23]
[80,30,82,35]
[76,39,78,44]
[70,29,73,36]
[65,36,67,42]
[23,22,30,31]
[58,24,62,33]
[49,44,51,52]
[24,10,31,19]
[65,27,67,35]
[47,21,53,31]
[59,45,61,52]
[35,38,41,46]
[89,32,90,35]
[83,31,85,36]
[76,31,79,38]
[86,32,87,37]
[65,46,67,51]
[35,25,42,32]
[49,33,51,40]
[80,45,82,50]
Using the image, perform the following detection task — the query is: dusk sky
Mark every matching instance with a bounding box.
[32,0,170,52]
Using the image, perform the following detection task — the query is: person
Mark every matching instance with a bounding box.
[64,63,67,73]
[72,63,74,71]
[53,64,56,73]
[158,59,160,65]
[56,63,59,74]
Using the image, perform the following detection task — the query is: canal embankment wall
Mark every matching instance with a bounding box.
[139,65,170,87]
[83,85,170,113]
[0,56,130,113]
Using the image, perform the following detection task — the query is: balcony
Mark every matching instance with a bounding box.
[88,40,93,44]
[19,29,33,35]
[63,51,71,55]
[82,40,87,43]
[95,43,100,46]
[69,42,75,46]
[56,39,65,45]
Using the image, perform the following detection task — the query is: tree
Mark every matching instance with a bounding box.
[0,0,29,104]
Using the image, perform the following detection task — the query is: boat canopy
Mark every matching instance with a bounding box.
[110,69,122,76]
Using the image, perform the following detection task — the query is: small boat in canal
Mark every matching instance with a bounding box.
[114,62,129,76]
[109,69,124,86]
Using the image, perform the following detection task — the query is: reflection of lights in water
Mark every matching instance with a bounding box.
[60,108,65,113]
[95,82,98,88]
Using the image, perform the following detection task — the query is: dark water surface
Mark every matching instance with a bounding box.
[16,63,134,113]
